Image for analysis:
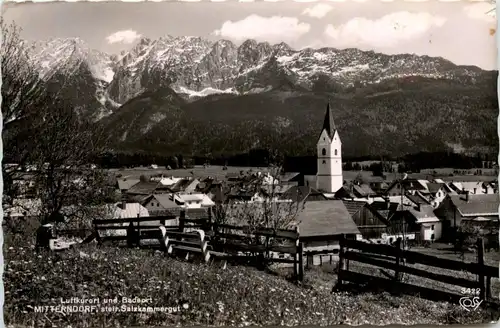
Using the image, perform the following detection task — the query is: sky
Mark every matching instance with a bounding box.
[1,0,497,70]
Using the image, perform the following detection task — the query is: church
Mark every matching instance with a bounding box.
[304,102,344,194]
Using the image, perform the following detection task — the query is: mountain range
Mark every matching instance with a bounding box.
[27,36,498,159]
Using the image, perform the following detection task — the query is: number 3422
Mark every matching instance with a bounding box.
[461,288,480,295]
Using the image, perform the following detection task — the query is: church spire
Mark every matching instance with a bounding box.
[322,100,336,139]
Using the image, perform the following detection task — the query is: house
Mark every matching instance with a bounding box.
[352,183,377,199]
[157,176,183,186]
[174,193,215,209]
[125,181,161,202]
[383,210,421,244]
[117,178,140,193]
[113,201,149,219]
[297,200,360,266]
[343,200,388,239]
[104,202,150,237]
[407,204,443,241]
[362,176,390,195]
[279,172,303,185]
[385,179,428,196]
[142,194,182,217]
[370,200,402,222]
[447,181,495,195]
[435,193,499,241]
[168,178,200,193]
[405,192,431,207]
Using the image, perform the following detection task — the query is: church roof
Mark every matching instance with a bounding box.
[322,101,337,139]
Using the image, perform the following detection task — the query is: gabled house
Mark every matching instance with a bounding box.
[435,193,499,242]
[174,193,215,209]
[370,200,402,222]
[113,201,150,219]
[125,181,161,202]
[407,204,443,241]
[352,184,377,199]
[366,176,390,195]
[405,192,431,207]
[116,178,140,193]
[436,193,499,228]
[447,181,496,195]
[298,200,360,266]
[384,210,421,244]
[334,185,356,199]
[280,185,318,203]
[343,200,388,239]
[158,176,183,187]
[142,194,181,216]
[168,178,200,193]
[385,179,428,197]
[279,172,302,185]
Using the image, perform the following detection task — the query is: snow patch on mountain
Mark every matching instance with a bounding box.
[176,86,238,98]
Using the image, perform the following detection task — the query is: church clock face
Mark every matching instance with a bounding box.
[322,148,326,156]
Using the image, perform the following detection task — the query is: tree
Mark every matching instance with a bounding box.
[1,20,51,205]
[30,100,112,225]
[211,165,304,262]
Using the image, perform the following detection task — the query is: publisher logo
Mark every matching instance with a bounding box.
[459,297,483,312]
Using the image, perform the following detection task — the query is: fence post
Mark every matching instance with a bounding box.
[179,210,186,232]
[394,237,402,282]
[477,238,486,300]
[298,242,304,282]
[337,234,346,288]
[137,213,141,247]
[93,222,102,245]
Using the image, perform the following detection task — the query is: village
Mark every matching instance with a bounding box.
[4,104,500,326]
[5,103,499,261]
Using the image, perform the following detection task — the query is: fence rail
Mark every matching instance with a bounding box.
[88,214,305,281]
[337,235,499,303]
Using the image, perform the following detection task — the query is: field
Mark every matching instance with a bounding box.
[4,220,498,327]
[110,165,497,183]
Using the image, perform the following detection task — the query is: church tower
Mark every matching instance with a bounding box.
[316,101,343,193]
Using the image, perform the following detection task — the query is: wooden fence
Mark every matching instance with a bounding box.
[89,215,210,246]
[336,235,500,304]
[87,215,304,281]
[209,223,304,281]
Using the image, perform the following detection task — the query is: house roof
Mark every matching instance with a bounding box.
[280,172,300,181]
[126,181,159,195]
[408,205,440,223]
[321,101,337,140]
[334,186,356,199]
[145,194,178,209]
[281,186,313,203]
[406,193,430,206]
[177,193,204,202]
[117,178,140,191]
[449,194,499,217]
[298,200,360,238]
[114,203,149,219]
[342,200,366,216]
[261,184,294,196]
[352,184,377,197]
[426,182,444,194]
[170,178,199,192]
[459,182,484,192]
[387,179,428,192]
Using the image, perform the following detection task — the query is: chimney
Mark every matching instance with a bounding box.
[465,190,469,202]
[121,199,127,210]
[416,203,421,212]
